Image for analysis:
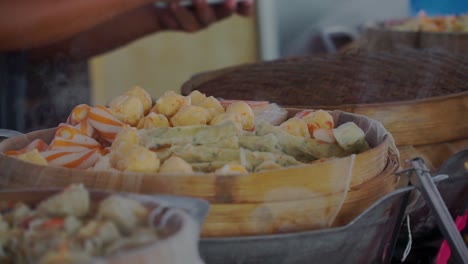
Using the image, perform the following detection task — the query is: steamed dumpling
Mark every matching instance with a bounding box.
[151,91,190,117]
[110,125,139,153]
[210,112,243,130]
[38,184,90,218]
[279,117,310,138]
[137,112,170,129]
[159,156,194,174]
[97,196,148,234]
[108,94,145,126]
[225,101,255,131]
[189,90,206,105]
[123,86,153,114]
[112,143,160,173]
[16,149,48,166]
[300,110,334,135]
[196,96,225,122]
[170,105,209,127]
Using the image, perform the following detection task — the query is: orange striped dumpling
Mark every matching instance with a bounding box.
[50,124,101,152]
[41,148,101,169]
[88,106,124,143]
[4,139,49,156]
[74,118,95,138]
[66,104,92,125]
[15,149,48,166]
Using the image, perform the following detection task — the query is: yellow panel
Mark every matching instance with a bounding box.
[89,16,258,104]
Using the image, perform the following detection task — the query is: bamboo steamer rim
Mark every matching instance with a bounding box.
[0,110,397,204]
[0,133,392,178]
[0,132,394,204]
[199,154,400,237]
[365,18,468,37]
[284,91,468,110]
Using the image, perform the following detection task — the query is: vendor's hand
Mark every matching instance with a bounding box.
[156,0,254,32]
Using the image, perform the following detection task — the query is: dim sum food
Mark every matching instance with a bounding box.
[0,184,205,264]
[3,87,372,175]
[392,13,468,32]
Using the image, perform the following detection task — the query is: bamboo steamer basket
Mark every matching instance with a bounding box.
[203,153,400,236]
[352,19,468,54]
[0,111,398,237]
[180,50,468,172]
[0,188,208,264]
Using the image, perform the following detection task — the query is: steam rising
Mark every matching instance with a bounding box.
[25,56,90,132]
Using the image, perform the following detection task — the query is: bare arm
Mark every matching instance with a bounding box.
[0,0,159,51]
[29,0,254,61]
[30,5,162,61]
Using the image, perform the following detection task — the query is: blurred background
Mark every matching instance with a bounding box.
[89,0,409,105]
[4,0,468,131]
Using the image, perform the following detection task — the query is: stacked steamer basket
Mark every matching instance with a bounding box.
[0,99,398,238]
[351,17,468,54]
[0,186,209,264]
[181,50,468,174]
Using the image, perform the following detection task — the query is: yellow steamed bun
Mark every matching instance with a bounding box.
[112,143,160,173]
[137,112,171,129]
[123,86,153,114]
[196,96,225,122]
[170,105,209,127]
[159,156,194,174]
[189,90,206,105]
[215,164,248,175]
[108,95,145,126]
[225,101,255,131]
[210,112,243,130]
[151,91,190,117]
[279,117,310,138]
[301,110,334,135]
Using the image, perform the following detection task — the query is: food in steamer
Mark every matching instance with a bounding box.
[4,87,370,174]
[0,184,201,264]
[392,12,468,32]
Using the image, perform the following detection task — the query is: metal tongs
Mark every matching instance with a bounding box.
[400,156,468,263]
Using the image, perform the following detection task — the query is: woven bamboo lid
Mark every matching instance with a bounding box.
[181,50,468,107]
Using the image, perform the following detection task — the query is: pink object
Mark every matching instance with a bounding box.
[436,211,468,264]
